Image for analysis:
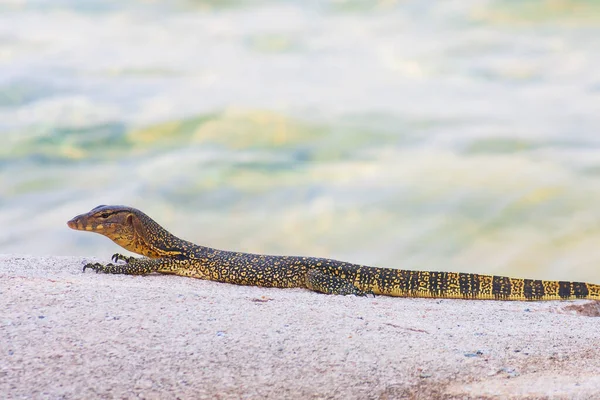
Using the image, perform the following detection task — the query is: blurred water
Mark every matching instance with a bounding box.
[2,0,600,282]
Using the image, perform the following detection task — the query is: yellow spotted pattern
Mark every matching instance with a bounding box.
[72,205,600,301]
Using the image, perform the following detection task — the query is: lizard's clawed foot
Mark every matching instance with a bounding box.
[111,253,134,263]
[362,290,376,298]
[83,262,116,273]
[347,287,374,297]
[82,257,157,276]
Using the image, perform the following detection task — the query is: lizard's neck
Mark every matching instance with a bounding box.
[126,212,206,259]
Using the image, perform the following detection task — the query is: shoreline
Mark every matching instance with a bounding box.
[2,254,600,399]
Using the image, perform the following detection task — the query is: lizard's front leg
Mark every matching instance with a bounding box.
[83,254,161,275]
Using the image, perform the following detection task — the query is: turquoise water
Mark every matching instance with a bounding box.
[2,0,600,282]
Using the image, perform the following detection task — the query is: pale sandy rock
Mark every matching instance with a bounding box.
[1,255,599,399]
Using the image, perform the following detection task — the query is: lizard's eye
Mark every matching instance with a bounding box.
[99,213,110,219]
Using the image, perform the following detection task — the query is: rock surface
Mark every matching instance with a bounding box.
[1,255,600,399]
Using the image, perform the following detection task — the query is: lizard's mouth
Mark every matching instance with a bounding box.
[67,215,114,231]
[67,215,93,231]
[67,216,84,230]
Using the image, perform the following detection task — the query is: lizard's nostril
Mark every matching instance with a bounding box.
[67,216,85,230]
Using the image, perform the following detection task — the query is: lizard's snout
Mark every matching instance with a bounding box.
[67,215,86,230]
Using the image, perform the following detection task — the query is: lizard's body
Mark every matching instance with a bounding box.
[68,205,600,301]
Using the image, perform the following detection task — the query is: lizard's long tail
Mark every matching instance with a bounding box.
[355,268,600,300]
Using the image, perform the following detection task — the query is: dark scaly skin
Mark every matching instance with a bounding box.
[67,205,600,301]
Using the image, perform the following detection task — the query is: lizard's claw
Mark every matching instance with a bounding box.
[83,262,101,273]
[364,290,376,298]
[83,262,116,273]
[111,253,132,263]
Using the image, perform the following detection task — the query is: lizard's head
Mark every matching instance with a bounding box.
[67,205,185,258]
[68,205,138,248]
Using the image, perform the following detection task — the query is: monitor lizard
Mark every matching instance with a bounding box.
[67,205,600,300]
